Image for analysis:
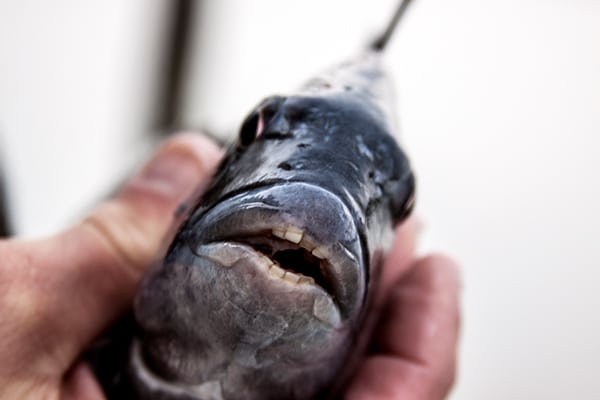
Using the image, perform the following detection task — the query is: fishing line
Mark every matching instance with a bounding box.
[372,0,415,51]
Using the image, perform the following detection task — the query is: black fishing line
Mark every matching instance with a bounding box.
[372,0,415,51]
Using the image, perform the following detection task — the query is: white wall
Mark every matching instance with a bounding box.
[0,0,170,235]
[1,1,599,399]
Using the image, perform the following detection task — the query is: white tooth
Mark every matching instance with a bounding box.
[269,264,285,278]
[283,271,301,284]
[272,228,286,240]
[311,246,328,260]
[299,276,315,285]
[284,228,303,244]
[300,238,316,251]
[257,255,272,269]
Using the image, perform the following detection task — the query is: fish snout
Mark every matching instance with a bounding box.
[130,183,364,397]
[191,182,366,318]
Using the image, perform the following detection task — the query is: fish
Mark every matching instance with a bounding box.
[88,1,416,399]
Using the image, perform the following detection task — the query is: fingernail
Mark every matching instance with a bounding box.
[136,134,222,197]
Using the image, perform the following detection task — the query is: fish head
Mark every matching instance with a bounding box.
[129,61,415,400]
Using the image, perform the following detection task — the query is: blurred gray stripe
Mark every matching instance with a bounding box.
[154,0,199,134]
[0,132,9,237]
[0,168,10,237]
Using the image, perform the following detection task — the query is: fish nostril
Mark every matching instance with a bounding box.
[240,112,260,146]
[278,162,293,171]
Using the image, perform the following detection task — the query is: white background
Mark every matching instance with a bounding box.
[1,1,599,399]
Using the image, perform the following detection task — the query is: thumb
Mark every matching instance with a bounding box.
[0,133,222,384]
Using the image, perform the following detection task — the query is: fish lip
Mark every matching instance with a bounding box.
[189,182,365,318]
[193,241,342,326]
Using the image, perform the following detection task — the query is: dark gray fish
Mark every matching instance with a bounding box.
[89,2,416,399]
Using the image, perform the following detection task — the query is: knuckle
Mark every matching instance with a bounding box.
[80,201,160,276]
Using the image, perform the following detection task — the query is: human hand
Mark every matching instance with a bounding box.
[345,220,461,400]
[0,132,460,400]
[0,134,223,399]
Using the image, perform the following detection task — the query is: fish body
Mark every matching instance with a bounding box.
[90,3,416,399]
[128,53,415,399]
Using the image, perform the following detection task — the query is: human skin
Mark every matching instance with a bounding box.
[0,133,460,400]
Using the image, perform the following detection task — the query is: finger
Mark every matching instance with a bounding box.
[374,254,461,367]
[62,363,106,400]
[332,217,420,395]
[373,217,421,309]
[346,254,461,400]
[0,133,222,381]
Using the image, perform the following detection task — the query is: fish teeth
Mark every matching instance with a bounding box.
[271,227,303,244]
[299,238,317,252]
[283,271,301,284]
[284,228,303,244]
[271,227,286,240]
[257,254,273,269]
[268,264,285,278]
[311,246,328,260]
[267,228,321,286]
[267,262,315,286]
[298,276,315,285]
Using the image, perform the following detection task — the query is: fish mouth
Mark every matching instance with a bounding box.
[190,182,365,318]
[198,227,346,310]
